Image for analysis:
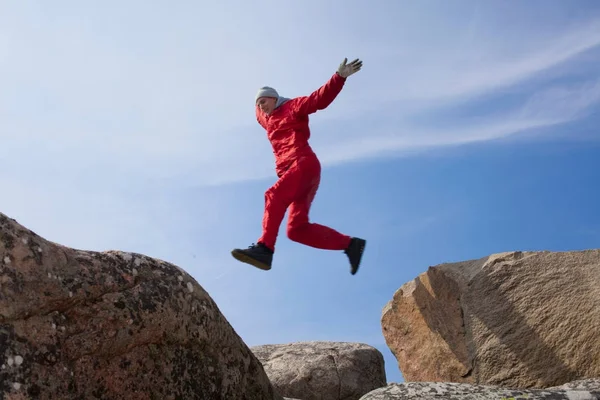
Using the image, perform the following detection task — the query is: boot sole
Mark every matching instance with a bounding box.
[351,239,366,275]
[231,250,272,271]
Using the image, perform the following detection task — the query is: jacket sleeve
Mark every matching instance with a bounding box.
[256,106,267,129]
[292,72,347,116]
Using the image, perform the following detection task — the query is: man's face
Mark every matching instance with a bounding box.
[257,97,277,114]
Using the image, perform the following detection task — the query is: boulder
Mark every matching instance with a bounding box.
[358,381,600,400]
[381,250,600,388]
[0,212,282,400]
[252,341,387,400]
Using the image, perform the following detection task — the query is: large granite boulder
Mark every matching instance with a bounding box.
[381,250,600,388]
[0,212,282,399]
[252,341,387,400]
[358,381,600,400]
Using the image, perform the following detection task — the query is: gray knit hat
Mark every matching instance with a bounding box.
[255,86,279,104]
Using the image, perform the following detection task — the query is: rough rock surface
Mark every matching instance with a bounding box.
[548,379,600,391]
[358,382,600,400]
[252,341,387,400]
[381,250,600,388]
[0,212,282,400]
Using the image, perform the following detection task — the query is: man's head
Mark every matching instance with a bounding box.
[255,86,279,114]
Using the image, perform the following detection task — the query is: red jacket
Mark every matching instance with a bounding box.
[256,72,347,177]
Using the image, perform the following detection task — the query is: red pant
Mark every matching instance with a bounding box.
[258,155,352,252]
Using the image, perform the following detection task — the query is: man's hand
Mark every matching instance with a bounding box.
[337,58,363,78]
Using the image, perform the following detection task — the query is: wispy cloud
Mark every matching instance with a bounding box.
[317,78,600,166]
[1,2,599,189]
[396,19,600,103]
[517,79,600,122]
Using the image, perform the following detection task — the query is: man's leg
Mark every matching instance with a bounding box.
[231,162,304,270]
[257,168,303,252]
[286,156,366,274]
[286,174,352,250]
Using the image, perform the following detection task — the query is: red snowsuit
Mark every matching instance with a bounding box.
[256,72,352,252]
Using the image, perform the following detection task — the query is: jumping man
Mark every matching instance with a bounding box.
[231,58,366,275]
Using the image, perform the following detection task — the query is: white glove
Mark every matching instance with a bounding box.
[337,58,363,78]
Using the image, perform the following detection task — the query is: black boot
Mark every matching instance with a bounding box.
[344,237,366,275]
[231,242,273,271]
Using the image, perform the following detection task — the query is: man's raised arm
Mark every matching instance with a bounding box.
[293,58,363,116]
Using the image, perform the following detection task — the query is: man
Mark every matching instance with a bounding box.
[231,58,366,275]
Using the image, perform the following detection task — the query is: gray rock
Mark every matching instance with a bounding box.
[252,341,387,400]
[382,250,600,388]
[359,382,600,400]
[548,379,600,391]
[0,212,282,400]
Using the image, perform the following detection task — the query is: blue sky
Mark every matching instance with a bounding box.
[2,0,600,384]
